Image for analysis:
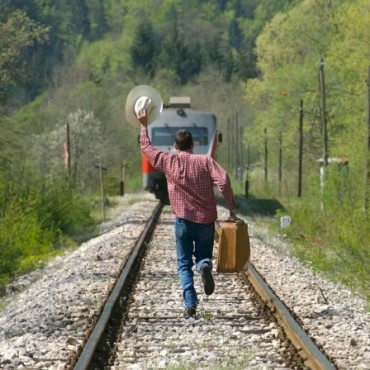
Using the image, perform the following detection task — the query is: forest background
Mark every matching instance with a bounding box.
[0,0,369,303]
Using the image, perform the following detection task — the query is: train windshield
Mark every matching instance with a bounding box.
[152,127,208,146]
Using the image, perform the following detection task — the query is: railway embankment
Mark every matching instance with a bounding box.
[0,193,368,369]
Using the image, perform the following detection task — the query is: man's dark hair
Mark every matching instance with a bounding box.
[175,129,193,150]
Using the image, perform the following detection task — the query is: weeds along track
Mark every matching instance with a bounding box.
[72,205,336,370]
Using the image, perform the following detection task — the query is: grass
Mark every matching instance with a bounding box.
[200,310,213,320]
[231,186,370,308]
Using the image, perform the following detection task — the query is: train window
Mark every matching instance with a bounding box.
[152,127,208,146]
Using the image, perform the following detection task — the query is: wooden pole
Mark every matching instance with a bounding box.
[227,118,231,172]
[232,116,236,174]
[319,58,329,167]
[298,99,304,197]
[120,161,126,196]
[245,144,249,198]
[99,163,105,221]
[319,59,328,209]
[66,122,71,179]
[264,128,268,182]
[95,163,107,221]
[235,112,239,179]
[278,132,282,197]
[240,124,244,188]
[247,145,250,169]
[365,67,370,212]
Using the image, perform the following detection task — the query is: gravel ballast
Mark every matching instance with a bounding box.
[0,195,368,369]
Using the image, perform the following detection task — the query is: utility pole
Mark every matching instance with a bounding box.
[95,163,108,221]
[235,112,239,180]
[245,144,250,198]
[278,132,282,197]
[240,124,244,189]
[65,122,71,179]
[319,58,329,166]
[99,163,105,221]
[298,99,304,197]
[120,161,126,196]
[365,66,370,212]
[264,128,268,182]
[227,118,231,172]
[319,58,329,208]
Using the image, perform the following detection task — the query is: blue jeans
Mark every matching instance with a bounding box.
[175,218,215,309]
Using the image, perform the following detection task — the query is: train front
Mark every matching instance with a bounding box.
[142,97,220,203]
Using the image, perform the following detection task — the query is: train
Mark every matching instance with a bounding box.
[141,96,222,203]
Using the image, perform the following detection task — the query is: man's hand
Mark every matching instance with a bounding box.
[136,108,148,127]
[229,208,237,219]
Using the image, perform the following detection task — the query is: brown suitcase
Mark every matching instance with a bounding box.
[216,218,250,273]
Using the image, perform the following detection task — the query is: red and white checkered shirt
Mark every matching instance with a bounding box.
[140,126,235,223]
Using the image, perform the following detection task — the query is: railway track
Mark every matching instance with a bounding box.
[70,203,336,370]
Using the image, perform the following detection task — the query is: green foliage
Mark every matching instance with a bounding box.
[239,0,370,302]
[0,9,49,105]
[2,0,290,108]
[279,198,370,300]
[246,0,368,200]
[130,20,158,78]
[37,181,96,238]
[85,0,107,40]
[77,36,131,83]
[15,94,63,134]
[0,177,96,291]
[0,197,55,288]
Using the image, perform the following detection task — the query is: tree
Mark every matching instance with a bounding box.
[130,20,158,78]
[65,0,91,39]
[325,0,370,190]
[159,22,203,84]
[0,10,49,106]
[33,109,105,191]
[245,0,341,196]
[229,17,243,49]
[203,37,224,72]
[235,40,257,79]
[85,0,108,39]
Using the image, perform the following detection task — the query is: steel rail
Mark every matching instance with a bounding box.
[242,263,337,370]
[74,202,163,370]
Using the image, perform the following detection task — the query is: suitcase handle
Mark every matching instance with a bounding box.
[224,216,245,225]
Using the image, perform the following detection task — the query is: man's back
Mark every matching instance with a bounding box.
[140,125,234,223]
[163,151,218,223]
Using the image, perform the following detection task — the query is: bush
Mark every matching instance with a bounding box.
[0,198,55,286]
[0,179,97,292]
[37,181,96,239]
[278,198,370,300]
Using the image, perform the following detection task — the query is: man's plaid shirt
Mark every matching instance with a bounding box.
[140,126,235,223]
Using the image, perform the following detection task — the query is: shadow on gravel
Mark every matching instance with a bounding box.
[235,195,286,217]
[217,194,286,218]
